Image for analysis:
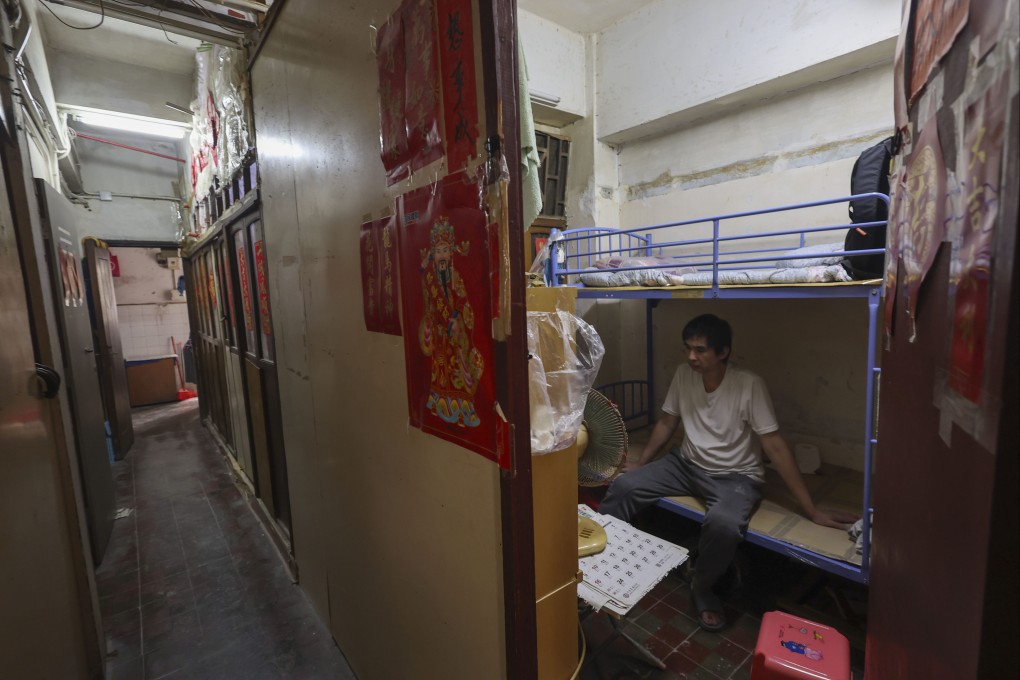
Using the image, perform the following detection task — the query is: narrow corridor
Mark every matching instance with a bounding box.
[95,401,356,680]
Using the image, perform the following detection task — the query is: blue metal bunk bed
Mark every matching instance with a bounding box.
[546,193,887,584]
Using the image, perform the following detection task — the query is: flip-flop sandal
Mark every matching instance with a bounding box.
[691,588,727,632]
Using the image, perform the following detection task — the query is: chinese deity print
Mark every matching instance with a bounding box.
[397,175,501,463]
[417,215,484,427]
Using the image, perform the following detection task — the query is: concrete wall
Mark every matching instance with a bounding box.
[63,126,185,242]
[110,247,189,361]
[109,246,181,305]
[519,10,587,117]
[43,48,190,242]
[47,47,193,122]
[595,0,899,143]
[251,1,506,678]
[617,64,894,237]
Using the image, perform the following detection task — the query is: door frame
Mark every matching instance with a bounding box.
[0,15,103,675]
[477,2,537,677]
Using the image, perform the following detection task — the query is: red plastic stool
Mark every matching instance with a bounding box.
[751,611,851,680]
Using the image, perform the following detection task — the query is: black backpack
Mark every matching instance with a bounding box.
[843,136,894,280]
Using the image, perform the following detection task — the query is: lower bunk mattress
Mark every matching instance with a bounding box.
[661,466,864,567]
[626,432,863,567]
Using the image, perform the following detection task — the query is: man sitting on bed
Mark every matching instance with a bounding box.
[599,313,857,632]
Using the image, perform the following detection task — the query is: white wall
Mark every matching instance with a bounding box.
[42,48,190,242]
[111,247,182,304]
[111,247,189,361]
[47,48,193,122]
[21,3,67,186]
[519,10,587,118]
[117,304,190,361]
[595,0,900,143]
[68,129,185,242]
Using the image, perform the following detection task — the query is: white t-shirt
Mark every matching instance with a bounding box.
[662,363,778,482]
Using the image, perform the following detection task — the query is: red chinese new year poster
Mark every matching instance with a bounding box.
[899,121,946,337]
[254,240,272,337]
[359,214,403,336]
[396,174,504,466]
[909,0,969,104]
[948,74,1008,402]
[237,244,254,332]
[377,6,409,183]
[376,0,444,185]
[437,0,479,172]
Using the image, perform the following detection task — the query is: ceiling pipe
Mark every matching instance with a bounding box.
[52,0,250,46]
[73,131,187,164]
[79,191,181,203]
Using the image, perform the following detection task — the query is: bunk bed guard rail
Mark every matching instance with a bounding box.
[547,193,890,292]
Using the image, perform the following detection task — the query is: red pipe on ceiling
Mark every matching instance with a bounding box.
[74,131,187,164]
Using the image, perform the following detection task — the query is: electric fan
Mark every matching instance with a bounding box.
[576,389,628,557]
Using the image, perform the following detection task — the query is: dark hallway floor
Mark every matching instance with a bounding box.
[94,399,867,679]
[95,400,357,680]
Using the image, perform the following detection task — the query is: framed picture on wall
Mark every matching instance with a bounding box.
[525,217,564,271]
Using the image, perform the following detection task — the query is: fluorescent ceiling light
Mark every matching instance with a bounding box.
[165,101,193,116]
[59,104,191,139]
[529,89,561,107]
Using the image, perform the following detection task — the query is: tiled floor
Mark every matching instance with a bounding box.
[579,570,759,680]
[95,399,865,679]
[95,400,357,680]
[577,509,868,679]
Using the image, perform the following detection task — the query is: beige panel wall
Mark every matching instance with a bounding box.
[252,2,506,678]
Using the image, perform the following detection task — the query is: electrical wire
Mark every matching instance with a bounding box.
[39,0,105,30]
[46,0,250,37]
[568,616,587,680]
[96,0,182,44]
[157,7,180,44]
[181,0,249,34]
[141,0,251,35]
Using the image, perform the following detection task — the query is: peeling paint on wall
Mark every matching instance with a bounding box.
[625,131,892,201]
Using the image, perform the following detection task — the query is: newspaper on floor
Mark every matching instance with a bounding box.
[577,504,689,617]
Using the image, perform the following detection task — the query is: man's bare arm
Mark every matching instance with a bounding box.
[623,412,681,472]
[760,431,858,529]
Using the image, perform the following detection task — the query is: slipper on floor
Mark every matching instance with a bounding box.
[691,588,727,632]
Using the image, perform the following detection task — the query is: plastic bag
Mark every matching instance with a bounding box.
[527,311,605,454]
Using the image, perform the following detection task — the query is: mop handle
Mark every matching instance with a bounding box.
[171,336,187,386]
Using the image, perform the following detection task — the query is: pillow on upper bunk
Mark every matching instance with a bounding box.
[773,242,846,269]
[581,256,696,287]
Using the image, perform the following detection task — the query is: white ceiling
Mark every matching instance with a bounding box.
[35,2,202,76]
[517,0,661,34]
[34,0,655,83]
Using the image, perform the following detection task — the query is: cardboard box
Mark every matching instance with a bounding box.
[526,286,577,314]
[126,356,178,406]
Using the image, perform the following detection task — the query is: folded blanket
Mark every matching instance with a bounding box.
[678,264,852,286]
[580,256,696,287]
[773,242,846,268]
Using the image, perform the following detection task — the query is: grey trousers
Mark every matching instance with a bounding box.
[599,450,761,594]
